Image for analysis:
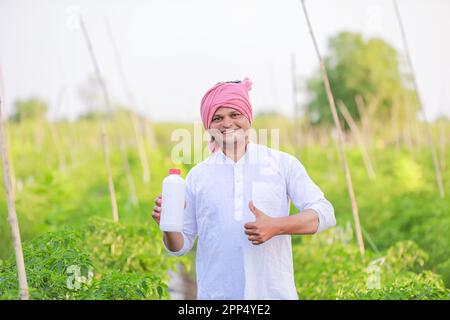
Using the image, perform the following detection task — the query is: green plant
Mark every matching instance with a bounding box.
[0,226,174,300]
[293,227,449,300]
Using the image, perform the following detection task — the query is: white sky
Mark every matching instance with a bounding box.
[0,0,449,122]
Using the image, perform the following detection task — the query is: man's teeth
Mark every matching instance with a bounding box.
[223,130,236,134]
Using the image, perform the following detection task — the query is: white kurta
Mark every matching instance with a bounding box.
[164,142,336,300]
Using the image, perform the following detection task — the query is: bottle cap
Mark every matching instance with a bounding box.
[169,168,181,175]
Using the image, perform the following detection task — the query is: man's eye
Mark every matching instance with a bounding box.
[213,117,221,122]
[231,114,240,118]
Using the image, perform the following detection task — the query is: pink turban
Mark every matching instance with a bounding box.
[200,78,253,153]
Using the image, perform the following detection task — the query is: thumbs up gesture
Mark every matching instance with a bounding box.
[244,201,279,245]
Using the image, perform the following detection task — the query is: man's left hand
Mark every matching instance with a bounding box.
[244,201,279,245]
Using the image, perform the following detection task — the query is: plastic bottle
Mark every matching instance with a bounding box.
[160,168,186,232]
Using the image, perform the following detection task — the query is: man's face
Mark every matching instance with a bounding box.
[208,107,251,148]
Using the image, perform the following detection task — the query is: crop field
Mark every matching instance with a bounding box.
[0,114,449,300]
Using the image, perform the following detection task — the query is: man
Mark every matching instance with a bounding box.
[152,78,336,299]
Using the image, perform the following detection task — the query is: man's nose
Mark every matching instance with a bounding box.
[221,118,233,128]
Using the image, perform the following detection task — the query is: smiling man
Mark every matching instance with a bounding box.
[152,78,336,300]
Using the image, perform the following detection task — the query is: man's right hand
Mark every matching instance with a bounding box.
[151,193,162,225]
[151,193,187,226]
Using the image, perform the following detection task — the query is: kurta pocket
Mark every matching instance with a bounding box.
[251,181,284,217]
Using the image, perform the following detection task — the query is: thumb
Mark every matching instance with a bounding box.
[248,201,262,217]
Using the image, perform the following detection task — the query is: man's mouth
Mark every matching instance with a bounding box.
[221,129,238,135]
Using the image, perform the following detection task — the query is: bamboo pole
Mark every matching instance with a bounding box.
[338,101,376,180]
[130,112,150,183]
[79,15,119,222]
[4,121,16,195]
[100,125,119,223]
[0,86,29,300]
[300,0,365,255]
[438,120,446,172]
[105,18,151,184]
[355,95,378,148]
[119,136,139,207]
[393,0,444,198]
[0,68,17,196]
[291,52,301,151]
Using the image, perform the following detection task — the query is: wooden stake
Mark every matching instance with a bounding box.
[393,0,444,198]
[338,101,376,180]
[79,15,119,222]
[105,18,151,184]
[438,121,446,172]
[291,52,301,150]
[101,123,119,223]
[300,0,365,255]
[119,135,139,207]
[0,88,29,300]
[4,121,16,195]
[355,95,378,148]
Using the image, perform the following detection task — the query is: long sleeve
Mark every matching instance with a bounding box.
[163,171,198,256]
[285,155,336,234]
